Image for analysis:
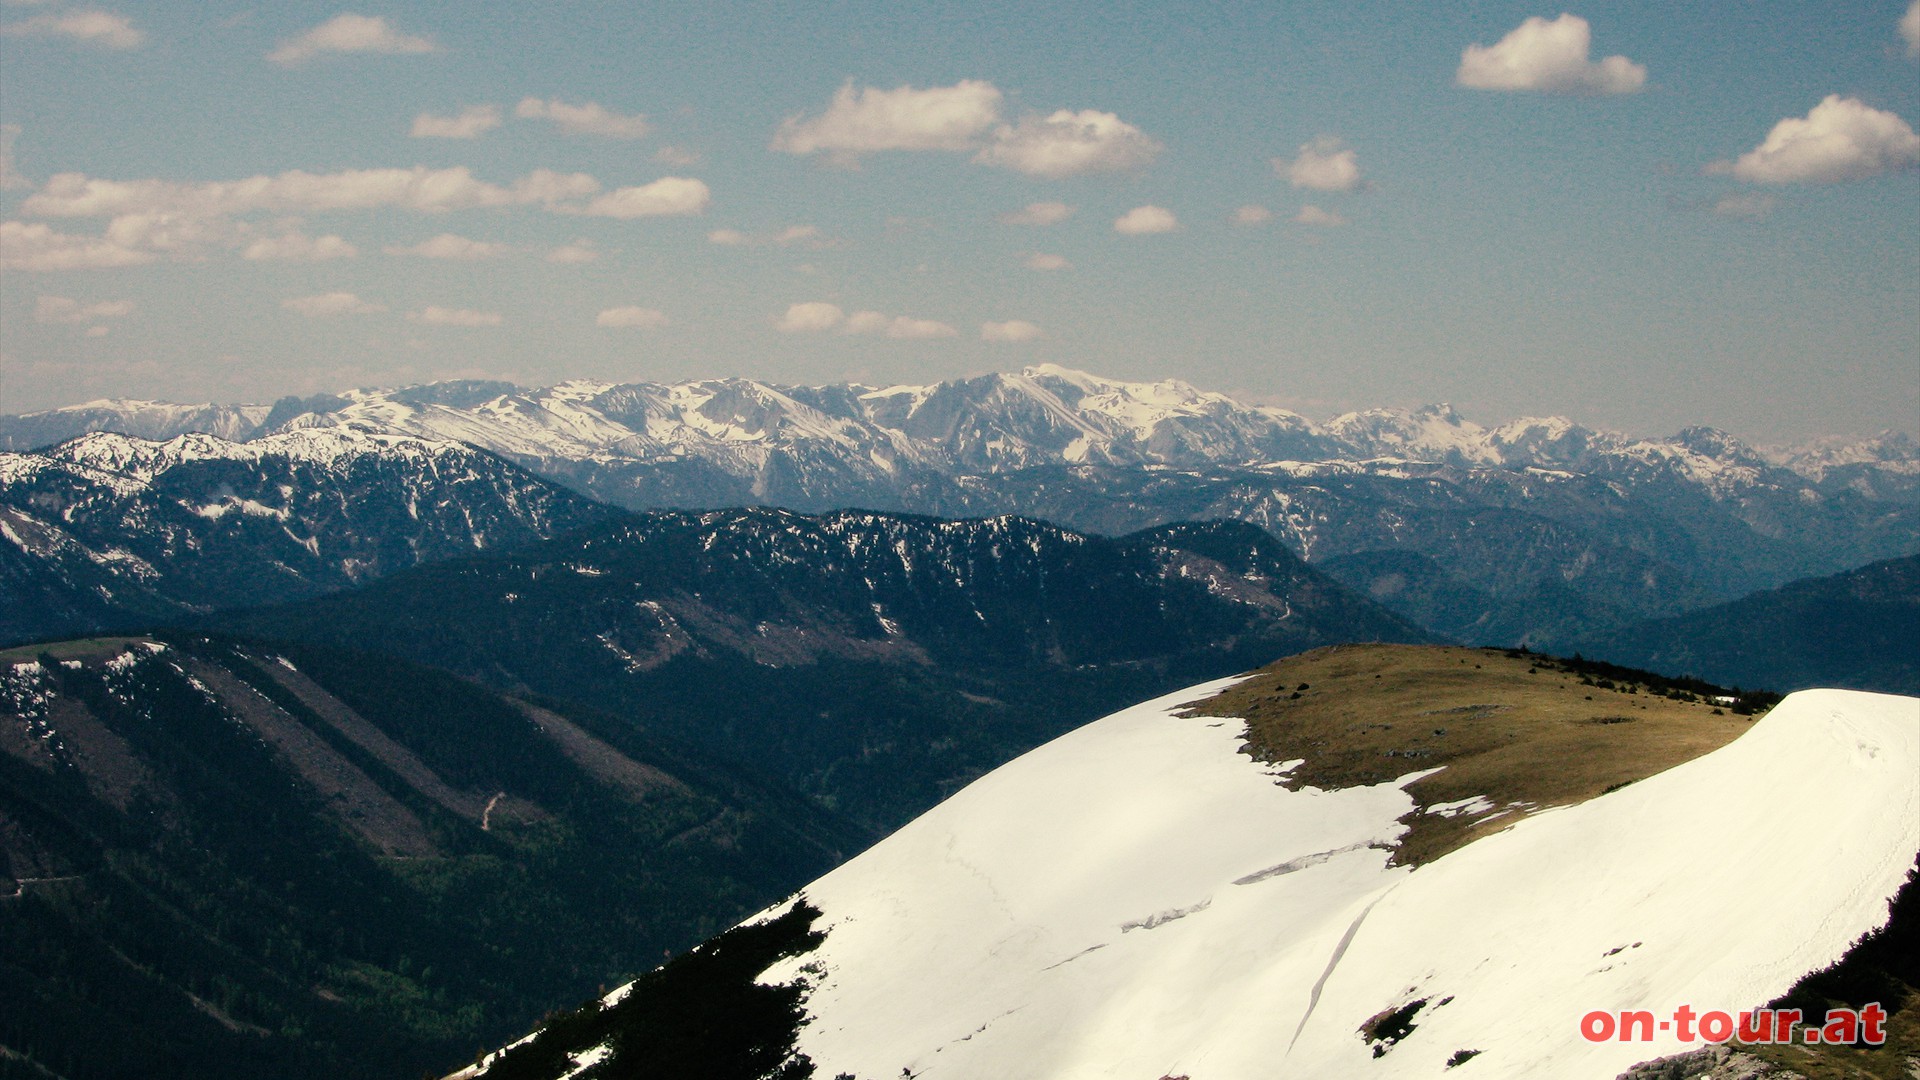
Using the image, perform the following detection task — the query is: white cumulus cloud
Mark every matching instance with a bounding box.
[269,14,437,66]
[409,306,502,327]
[775,301,845,333]
[244,230,357,261]
[975,109,1161,178]
[1,9,144,49]
[384,232,506,259]
[596,306,667,328]
[981,320,1043,342]
[1712,95,1920,184]
[412,105,501,139]
[1294,204,1348,227]
[1281,137,1365,192]
[577,177,710,218]
[1457,13,1646,95]
[283,291,385,317]
[998,201,1075,226]
[515,98,652,139]
[1113,205,1178,235]
[1024,252,1070,271]
[0,220,153,270]
[1902,1,1920,57]
[1233,204,1273,226]
[772,80,1003,159]
[35,295,132,323]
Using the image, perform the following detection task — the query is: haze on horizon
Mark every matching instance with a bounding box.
[1,1,1916,444]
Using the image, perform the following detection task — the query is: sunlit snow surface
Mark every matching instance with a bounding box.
[756,684,1919,1080]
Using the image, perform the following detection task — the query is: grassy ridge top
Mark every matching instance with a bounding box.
[1189,643,1763,866]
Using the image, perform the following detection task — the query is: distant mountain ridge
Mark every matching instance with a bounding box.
[0,427,618,643]
[6,366,1916,647]
[8,366,1915,489]
[1572,553,1920,695]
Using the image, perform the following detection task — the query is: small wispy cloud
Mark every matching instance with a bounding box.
[998,201,1075,226]
[1,9,144,49]
[575,177,710,218]
[1113,205,1177,235]
[981,320,1043,342]
[244,230,357,261]
[515,98,651,139]
[1023,252,1070,271]
[707,224,829,248]
[384,233,506,260]
[412,105,501,139]
[1232,205,1273,226]
[283,291,385,317]
[35,295,133,323]
[596,306,667,328]
[546,239,599,264]
[1293,204,1348,227]
[268,14,437,66]
[409,305,502,327]
[1280,137,1365,192]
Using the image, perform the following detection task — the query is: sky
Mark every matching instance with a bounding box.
[1,1,1916,442]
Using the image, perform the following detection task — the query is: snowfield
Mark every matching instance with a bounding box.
[753,682,1919,1080]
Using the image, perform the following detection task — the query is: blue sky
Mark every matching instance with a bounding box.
[1,1,1916,441]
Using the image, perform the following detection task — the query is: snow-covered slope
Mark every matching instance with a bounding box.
[743,682,1915,1080]
[467,656,1918,1080]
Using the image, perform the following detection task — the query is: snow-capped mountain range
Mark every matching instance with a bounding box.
[5,364,1915,494]
[5,365,1916,648]
[0,427,616,641]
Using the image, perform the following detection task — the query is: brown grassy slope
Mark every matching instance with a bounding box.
[1185,643,1761,866]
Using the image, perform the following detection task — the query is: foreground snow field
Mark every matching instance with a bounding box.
[752,681,1918,1080]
